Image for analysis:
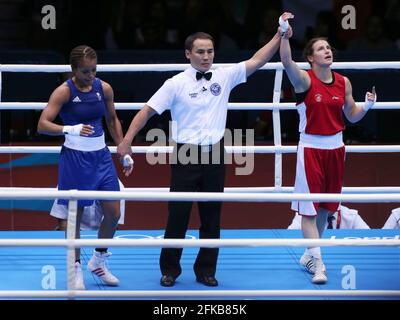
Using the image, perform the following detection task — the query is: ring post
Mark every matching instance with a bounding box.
[66,191,78,297]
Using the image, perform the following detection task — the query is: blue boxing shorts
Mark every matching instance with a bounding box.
[57,146,120,207]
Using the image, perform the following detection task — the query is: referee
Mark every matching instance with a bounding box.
[118,28,287,287]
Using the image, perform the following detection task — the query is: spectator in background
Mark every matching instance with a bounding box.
[134,0,176,49]
[348,15,395,51]
[282,0,333,48]
[382,208,400,229]
[111,0,146,49]
[304,11,344,50]
[332,0,373,50]
[179,0,242,50]
[238,4,283,139]
[244,4,283,49]
[384,0,400,50]
[288,205,370,229]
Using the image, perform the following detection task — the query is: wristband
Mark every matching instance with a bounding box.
[279,15,289,32]
[62,124,83,136]
[363,92,377,111]
[123,154,134,167]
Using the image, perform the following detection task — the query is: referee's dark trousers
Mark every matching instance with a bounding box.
[160,139,225,278]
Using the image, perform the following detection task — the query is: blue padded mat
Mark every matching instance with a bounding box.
[0,229,398,299]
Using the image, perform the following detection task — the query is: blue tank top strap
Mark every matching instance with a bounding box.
[66,79,77,102]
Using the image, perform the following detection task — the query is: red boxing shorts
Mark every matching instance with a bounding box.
[291,144,345,216]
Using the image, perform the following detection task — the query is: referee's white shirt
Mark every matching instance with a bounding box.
[287,205,370,229]
[147,62,247,145]
[382,208,400,229]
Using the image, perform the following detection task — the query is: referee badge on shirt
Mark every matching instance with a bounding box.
[210,83,221,96]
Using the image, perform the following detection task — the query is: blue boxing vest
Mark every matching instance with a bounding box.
[60,78,105,137]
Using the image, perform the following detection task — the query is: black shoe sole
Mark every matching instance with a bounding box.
[196,277,218,287]
[160,276,175,287]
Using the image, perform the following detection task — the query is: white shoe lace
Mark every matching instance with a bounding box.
[98,252,109,267]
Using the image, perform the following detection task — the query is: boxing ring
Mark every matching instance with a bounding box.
[0,62,400,299]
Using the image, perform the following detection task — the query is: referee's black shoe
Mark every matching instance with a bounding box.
[160,275,176,287]
[196,275,218,287]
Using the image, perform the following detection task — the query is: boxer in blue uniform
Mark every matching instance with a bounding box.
[38,45,133,290]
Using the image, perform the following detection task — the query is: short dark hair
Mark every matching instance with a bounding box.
[69,45,97,70]
[184,32,214,51]
[303,37,330,65]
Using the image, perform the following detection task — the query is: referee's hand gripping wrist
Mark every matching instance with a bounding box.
[278,12,294,35]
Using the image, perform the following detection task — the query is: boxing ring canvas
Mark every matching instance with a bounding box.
[0,229,398,299]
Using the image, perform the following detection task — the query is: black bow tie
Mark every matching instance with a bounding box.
[196,71,212,81]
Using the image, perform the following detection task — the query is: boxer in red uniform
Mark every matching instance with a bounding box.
[279,13,376,284]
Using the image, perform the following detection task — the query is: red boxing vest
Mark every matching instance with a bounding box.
[296,69,345,135]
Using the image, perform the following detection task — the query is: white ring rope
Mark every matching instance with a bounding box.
[2,145,400,153]
[0,238,398,248]
[0,290,398,298]
[1,61,400,72]
[1,189,400,202]
[2,186,400,193]
[1,101,399,110]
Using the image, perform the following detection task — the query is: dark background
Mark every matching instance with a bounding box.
[0,0,399,230]
[0,0,399,144]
